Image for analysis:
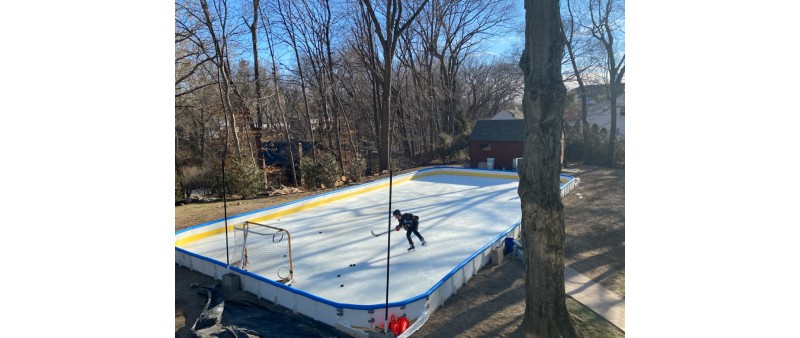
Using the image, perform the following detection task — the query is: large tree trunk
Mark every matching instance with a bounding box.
[518,0,578,336]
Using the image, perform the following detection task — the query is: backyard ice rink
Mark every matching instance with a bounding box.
[178,171,526,306]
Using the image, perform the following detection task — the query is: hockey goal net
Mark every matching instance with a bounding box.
[232,221,293,283]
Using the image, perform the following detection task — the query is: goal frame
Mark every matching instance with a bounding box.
[232,221,294,283]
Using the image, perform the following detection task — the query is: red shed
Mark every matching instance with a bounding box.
[468,119,525,170]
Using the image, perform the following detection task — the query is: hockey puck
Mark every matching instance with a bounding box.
[337,274,341,277]
[319,231,322,233]
[340,284,344,287]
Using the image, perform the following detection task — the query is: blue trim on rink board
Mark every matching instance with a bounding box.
[178,247,426,310]
[176,167,578,314]
[418,220,521,299]
[177,220,523,311]
[177,220,521,311]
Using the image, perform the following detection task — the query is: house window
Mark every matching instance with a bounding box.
[620,106,625,116]
[480,143,491,151]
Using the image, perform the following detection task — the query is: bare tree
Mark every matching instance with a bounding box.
[338,46,379,150]
[260,3,299,186]
[320,0,350,175]
[403,8,442,159]
[418,0,514,137]
[357,0,428,171]
[588,0,624,166]
[518,0,579,336]
[175,15,215,100]
[175,69,220,166]
[275,0,318,162]
[347,3,381,146]
[179,0,607,190]
[288,0,347,173]
[176,1,219,165]
[199,0,245,154]
[462,56,523,120]
[562,0,594,163]
[245,0,265,163]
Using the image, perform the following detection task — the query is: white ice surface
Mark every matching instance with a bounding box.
[179,173,521,305]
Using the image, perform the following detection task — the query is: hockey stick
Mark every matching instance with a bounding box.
[371,229,391,237]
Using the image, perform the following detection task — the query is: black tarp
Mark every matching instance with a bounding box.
[190,284,342,338]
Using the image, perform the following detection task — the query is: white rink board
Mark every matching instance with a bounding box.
[176,167,577,330]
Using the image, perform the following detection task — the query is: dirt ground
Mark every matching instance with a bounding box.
[175,163,624,337]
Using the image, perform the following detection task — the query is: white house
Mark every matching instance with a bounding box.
[566,85,625,140]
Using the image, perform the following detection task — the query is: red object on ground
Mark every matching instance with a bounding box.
[397,316,409,334]
[385,314,409,335]
[388,314,399,335]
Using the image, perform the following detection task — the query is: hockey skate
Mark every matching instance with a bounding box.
[407,245,415,251]
[421,239,427,246]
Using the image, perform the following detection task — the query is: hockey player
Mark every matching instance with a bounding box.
[393,209,426,251]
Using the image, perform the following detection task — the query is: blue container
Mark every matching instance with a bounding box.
[503,238,515,255]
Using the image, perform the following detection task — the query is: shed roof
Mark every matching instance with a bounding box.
[468,119,526,142]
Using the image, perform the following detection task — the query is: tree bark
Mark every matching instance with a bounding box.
[518,0,578,336]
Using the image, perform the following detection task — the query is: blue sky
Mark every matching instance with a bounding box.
[483,32,524,58]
